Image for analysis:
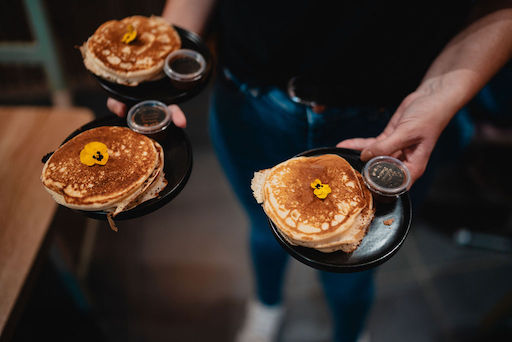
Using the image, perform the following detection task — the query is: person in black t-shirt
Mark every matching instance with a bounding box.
[108,1,512,341]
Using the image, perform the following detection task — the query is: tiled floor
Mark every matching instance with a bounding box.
[8,86,512,342]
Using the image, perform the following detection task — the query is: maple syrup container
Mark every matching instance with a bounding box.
[164,49,206,89]
[127,100,171,141]
[362,156,411,202]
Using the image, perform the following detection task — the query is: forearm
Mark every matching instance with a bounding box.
[417,2,512,127]
[161,0,217,36]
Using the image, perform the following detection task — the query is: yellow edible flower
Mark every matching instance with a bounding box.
[80,142,109,166]
[121,24,137,44]
[310,178,331,199]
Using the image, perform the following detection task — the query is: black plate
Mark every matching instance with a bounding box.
[268,147,412,273]
[92,26,213,106]
[49,115,193,221]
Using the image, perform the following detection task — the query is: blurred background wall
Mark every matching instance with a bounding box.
[0,0,166,104]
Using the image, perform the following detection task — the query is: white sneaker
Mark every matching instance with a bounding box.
[235,300,284,342]
[357,331,371,342]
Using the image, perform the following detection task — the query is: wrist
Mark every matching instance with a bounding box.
[416,70,478,125]
[161,0,216,37]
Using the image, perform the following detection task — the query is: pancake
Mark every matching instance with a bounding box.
[251,154,375,253]
[41,126,167,228]
[80,15,181,86]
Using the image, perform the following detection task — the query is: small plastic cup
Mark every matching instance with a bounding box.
[362,156,411,201]
[164,49,206,89]
[127,100,172,141]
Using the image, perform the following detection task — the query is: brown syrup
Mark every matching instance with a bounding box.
[368,162,404,188]
[133,107,166,127]
[169,57,201,75]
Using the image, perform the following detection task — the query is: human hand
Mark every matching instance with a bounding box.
[337,90,454,187]
[106,97,187,128]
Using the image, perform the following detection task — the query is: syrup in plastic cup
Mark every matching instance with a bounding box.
[127,100,172,141]
[362,156,411,202]
[164,49,206,89]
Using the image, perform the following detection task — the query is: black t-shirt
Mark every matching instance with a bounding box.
[216,1,473,106]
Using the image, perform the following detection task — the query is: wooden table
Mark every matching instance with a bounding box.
[0,106,94,337]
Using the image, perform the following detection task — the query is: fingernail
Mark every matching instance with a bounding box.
[361,150,374,161]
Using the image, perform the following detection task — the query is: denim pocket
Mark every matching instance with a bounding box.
[265,87,303,114]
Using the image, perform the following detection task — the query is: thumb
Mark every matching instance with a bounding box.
[169,105,187,128]
[107,97,127,118]
[360,133,407,161]
[336,137,376,151]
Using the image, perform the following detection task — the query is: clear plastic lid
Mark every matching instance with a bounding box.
[127,100,172,134]
[164,49,206,82]
[362,155,411,196]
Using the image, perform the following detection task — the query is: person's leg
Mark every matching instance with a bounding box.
[319,270,375,342]
[209,76,313,341]
[209,74,308,305]
[305,106,388,342]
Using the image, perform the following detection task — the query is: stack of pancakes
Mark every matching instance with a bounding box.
[252,154,375,253]
[41,126,166,229]
[80,15,181,86]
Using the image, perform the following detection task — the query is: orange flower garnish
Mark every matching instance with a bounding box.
[80,142,109,166]
[121,24,137,44]
[310,179,331,199]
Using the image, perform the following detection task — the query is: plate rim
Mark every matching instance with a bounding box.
[89,25,214,105]
[50,115,193,221]
[268,146,412,272]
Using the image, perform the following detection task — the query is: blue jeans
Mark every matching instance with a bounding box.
[208,70,473,342]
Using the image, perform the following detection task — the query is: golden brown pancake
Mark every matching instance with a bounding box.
[252,154,375,253]
[41,126,166,219]
[80,15,181,86]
